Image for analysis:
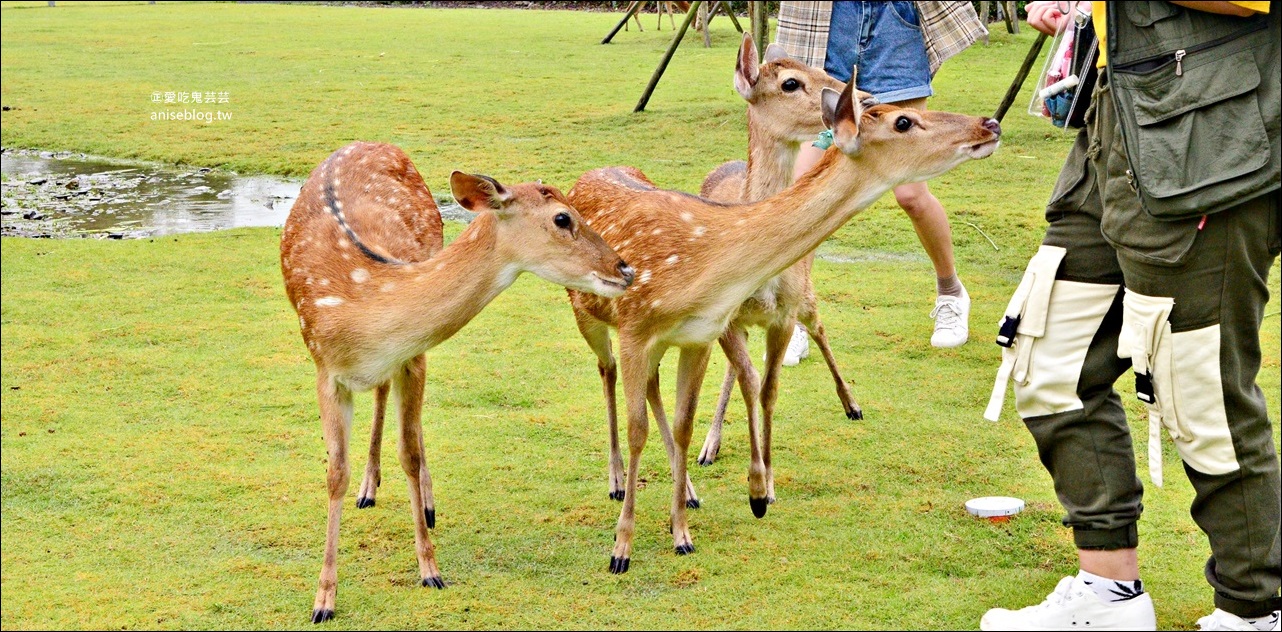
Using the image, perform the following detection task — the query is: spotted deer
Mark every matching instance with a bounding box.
[698,35,868,489]
[281,142,633,623]
[566,72,1000,573]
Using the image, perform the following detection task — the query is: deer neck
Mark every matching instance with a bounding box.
[743,113,801,201]
[707,150,889,306]
[379,213,519,353]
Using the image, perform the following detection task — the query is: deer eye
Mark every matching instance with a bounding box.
[894,116,913,132]
[554,212,573,230]
[781,78,800,92]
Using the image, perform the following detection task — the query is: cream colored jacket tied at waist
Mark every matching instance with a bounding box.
[775,1,989,76]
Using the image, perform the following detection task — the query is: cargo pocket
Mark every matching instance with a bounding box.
[1116,289,1240,485]
[1112,45,1270,219]
[1117,290,1176,485]
[985,245,1065,421]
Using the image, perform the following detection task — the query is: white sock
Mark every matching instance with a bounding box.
[1245,611,1280,631]
[1077,569,1145,603]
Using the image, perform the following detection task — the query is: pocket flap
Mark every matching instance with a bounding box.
[1131,48,1261,126]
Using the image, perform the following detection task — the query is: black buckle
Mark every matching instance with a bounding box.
[1135,372,1155,404]
[996,315,1021,348]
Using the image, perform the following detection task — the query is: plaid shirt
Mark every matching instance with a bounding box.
[775,1,988,76]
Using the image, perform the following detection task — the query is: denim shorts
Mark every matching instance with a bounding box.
[824,1,934,103]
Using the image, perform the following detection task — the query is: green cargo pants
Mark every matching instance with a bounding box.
[988,73,1281,618]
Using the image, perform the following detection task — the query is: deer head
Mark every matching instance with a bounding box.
[449,172,634,298]
[819,66,1001,181]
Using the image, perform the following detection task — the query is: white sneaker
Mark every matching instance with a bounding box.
[930,289,970,348]
[1198,609,1282,631]
[782,324,809,367]
[980,575,1157,631]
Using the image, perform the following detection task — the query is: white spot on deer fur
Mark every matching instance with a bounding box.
[680,212,694,223]
[350,268,369,283]
[319,278,331,286]
[338,239,350,249]
[341,253,351,260]
[381,282,396,292]
[299,316,307,330]
[652,228,663,235]
[651,299,662,308]
[693,226,706,237]
[665,255,679,265]
[436,262,446,271]
[334,200,343,210]
[316,297,344,307]
[638,270,652,284]
[736,218,747,226]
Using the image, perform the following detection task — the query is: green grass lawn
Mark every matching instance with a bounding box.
[2,2,1279,630]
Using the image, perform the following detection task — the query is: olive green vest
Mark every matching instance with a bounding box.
[1106,3,1279,219]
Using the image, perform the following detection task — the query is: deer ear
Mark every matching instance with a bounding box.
[762,42,790,64]
[733,32,761,99]
[822,67,863,155]
[450,171,512,215]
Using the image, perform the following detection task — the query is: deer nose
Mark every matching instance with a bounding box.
[617,261,635,287]
[983,118,1002,136]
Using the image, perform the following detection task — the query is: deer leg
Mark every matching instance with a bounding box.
[395,355,444,588]
[703,327,762,466]
[574,314,625,502]
[761,319,796,505]
[699,364,735,466]
[312,370,353,624]
[648,371,700,509]
[718,327,768,517]
[799,308,863,421]
[356,381,389,508]
[611,336,661,574]
[670,344,711,555]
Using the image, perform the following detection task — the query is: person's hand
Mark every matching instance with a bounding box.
[1026,1,1088,36]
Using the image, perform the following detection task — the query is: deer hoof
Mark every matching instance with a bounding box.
[846,408,864,421]
[311,609,334,624]
[421,575,446,589]
[675,543,695,556]
[749,496,769,518]
[356,497,375,509]
[608,490,625,502]
[686,497,701,509]
[425,508,435,529]
[609,556,630,574]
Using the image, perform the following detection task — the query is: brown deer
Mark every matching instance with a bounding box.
[281,142,633,622]
[698,35,866,491]
[566,71,1000,573]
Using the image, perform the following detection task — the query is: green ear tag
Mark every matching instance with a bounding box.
[813,129,834,150]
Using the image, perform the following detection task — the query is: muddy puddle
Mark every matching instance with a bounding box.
[0,149,470,239]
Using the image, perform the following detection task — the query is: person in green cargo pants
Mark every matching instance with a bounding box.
[980,1,1280,630]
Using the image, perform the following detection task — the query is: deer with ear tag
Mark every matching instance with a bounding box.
[566,68,1000,573]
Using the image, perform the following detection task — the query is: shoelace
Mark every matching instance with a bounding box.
[930,299,964,330]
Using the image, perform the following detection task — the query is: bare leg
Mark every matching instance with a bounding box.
[894,180,957,281]
[1079,549,1140,581]
[648,371,700,508]
[669,344,712,555]
[395,355,444,588]
[312,369,353,623]
[357,381,389,508]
